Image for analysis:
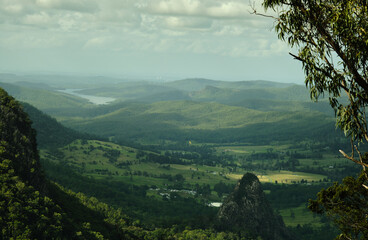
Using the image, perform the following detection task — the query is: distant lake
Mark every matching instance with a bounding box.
[58,89,115,105]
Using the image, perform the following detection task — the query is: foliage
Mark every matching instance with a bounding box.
[263,0,368,238]
[263,0,368,143]
[0,159,63,239]
[309,171,368,239]
[0,88,42,187]
[22,102,93,150]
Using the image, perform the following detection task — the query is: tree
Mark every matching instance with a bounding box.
[309,171,368,239]
[260,0,368,238]
[261,0,368,178]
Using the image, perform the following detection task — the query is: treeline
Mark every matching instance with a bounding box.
[135,148,235,167]
[263,183,331,209]
[110,122,342,146]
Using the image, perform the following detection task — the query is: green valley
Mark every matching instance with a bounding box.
[0,75,358,239]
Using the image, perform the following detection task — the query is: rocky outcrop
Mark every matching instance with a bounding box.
[216,173,292,240]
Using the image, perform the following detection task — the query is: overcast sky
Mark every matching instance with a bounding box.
[0,0,305,83]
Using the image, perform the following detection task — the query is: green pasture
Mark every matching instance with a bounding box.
[53,139,331,188]
[228,170,326,184]
[215,144,291,155]
[41,137,336,232]
[279,204,323,227]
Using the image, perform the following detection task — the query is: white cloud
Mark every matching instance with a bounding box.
[164,16,212,30]
[0,0,284,61]
[83,37,111,49]
[145,0,201,16]
[206,2,251,18]
[35,0,99,13]
[214,25,245,36]
[141,0,268,19]
[3,3,24,14]
[0,0,37,19]
[22,11,52,27]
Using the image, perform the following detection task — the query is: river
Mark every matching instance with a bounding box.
[58,89,115,105]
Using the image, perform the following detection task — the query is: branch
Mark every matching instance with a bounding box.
[289,52,350,93]
[339,148,368,189]
[339,149,368,168]
[249,6,279,20]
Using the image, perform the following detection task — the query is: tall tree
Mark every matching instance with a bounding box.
[261,0,368,238]
[261,0,368,180]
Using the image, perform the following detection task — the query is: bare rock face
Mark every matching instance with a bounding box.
[216,173,292,240]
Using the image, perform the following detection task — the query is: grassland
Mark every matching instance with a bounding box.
[51,140,328,188]
[228,171,325,184]
[37,121,351,235]
[279,204,324,227]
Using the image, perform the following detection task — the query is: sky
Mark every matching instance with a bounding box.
[0,0,305,83]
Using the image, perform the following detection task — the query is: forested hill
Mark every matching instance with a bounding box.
[0,88,254,239]
[0,88,154,239]
[0,87,128,239]
[0,88,43,188]
[21,102,94,149]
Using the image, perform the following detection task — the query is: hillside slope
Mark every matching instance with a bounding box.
[63,100,337,144]
[0,81,90,111]
[22,102,93,149]
[0,87,131,239]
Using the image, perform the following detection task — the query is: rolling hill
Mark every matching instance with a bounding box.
[0,81,91,112]
[0,76,339,146]
[166,78,294,92]
[61,100,337,144]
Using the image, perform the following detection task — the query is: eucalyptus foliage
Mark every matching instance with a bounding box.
[262,1,368,238]
[263,0,368,142]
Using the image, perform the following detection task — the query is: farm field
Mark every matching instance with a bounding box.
[40,137,353,230]
[279,204,323,227]
[46,139,331,187]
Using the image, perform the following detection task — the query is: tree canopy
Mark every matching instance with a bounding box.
[262,0,368,238]
[263,0,368,144]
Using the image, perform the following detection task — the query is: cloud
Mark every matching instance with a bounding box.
[2,3,24,14]
[22,11,52,27]
[83,37,112,49]
[35,0,99,13]
[140,0,268,19]
[0,0,36,18]
[144,0,202,16]
[206,2,252,18]
[164,16,212,30]
[0,0,283,58]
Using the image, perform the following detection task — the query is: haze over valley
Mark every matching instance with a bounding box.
[0,72,355,239]
[0,0,365,239]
